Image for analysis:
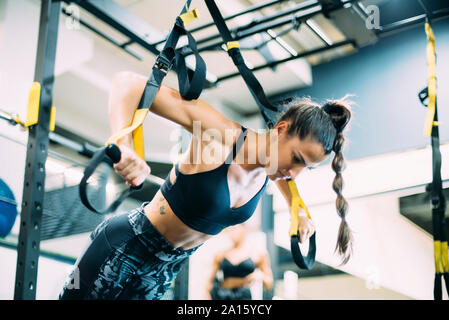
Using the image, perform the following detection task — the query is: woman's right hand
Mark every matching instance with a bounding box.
[112,143,151,187]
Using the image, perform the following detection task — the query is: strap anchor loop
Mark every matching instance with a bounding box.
[153,54,173,74]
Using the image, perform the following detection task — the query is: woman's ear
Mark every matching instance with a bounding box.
[275,121,290,136]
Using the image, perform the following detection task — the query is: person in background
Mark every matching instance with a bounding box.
[205,224,273,300]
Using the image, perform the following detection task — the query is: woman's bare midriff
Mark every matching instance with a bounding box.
[142,129,266,251]
[144,189,214,250]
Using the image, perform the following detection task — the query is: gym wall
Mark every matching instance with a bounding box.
[268,19,449,299]
[273,18,449,161]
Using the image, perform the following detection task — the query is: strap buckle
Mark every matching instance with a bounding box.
[153,54,173,74]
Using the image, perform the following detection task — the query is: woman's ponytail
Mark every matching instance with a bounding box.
[323,98,353,265]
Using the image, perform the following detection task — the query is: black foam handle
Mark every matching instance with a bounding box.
[106,144,121,163]
[80,144,144,214]
[131,183,144,190]
[418,86,429,107]
[290,233,316,270]
[106,144,144,190]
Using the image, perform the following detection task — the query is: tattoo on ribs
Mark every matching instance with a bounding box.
[160,205,165,215]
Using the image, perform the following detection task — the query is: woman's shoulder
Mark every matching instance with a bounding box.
[250,248,269,266]
[213,250,227,263]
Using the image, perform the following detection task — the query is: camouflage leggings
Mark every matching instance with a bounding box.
[59,202,199,300]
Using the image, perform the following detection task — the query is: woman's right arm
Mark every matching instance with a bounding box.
[109,71,241,140]
[108,71,241,186]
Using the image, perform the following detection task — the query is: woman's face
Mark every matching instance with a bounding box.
[267,121,328,181]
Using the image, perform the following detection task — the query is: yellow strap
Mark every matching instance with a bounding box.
[288,181,300,237]
[434,240,444,274]
[25,82,41,128]
[423,23,437,137]
[13,113,25,127]
[132,124,145,160]
[180,8,199,25]
[441,241,449,273]
[105,108,148,160]
[287,180,312,236]
[226,41,240,50]
[49,106,56,132]
[12,82,53,130]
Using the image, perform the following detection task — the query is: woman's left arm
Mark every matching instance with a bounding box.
[274,179,315,243]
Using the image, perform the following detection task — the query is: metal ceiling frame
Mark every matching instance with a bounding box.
[57,0,449,87]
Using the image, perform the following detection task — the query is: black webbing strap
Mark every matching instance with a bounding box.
[80,0,207,214]
[287,179,317,270]
[419,20,449,300]
[204,0,280,128]
[290,234,316,270]
[419,87,449,299]
[175,20,207,100]
[205,0,315,270]
[79,144,142,214]
[138,1,206,110]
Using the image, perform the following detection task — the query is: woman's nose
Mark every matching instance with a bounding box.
[288,166,303,180]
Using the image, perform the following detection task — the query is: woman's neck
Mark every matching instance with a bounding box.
[232,241,245,250]
[239,130,272,172]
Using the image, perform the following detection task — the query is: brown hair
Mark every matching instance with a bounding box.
[277,96,353,264]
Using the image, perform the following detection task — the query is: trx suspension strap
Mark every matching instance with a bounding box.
[80,1,206,214]
[288,179,316,270]
[418,21,449,300]
[204,0,281,128]
[204,0,315,270]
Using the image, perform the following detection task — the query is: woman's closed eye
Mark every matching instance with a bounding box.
[293,155,306,166]
[292,155,304,165]
[293,154,318,170]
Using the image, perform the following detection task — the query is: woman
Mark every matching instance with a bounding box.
[59,71,352,300]
[205,224,273,300]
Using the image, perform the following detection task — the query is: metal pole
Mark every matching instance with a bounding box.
[305,20,332,46]
[189,0,287,34]
[216,39,354,83]
[152,0,288,47]
[63,0,216,88]
[14,0,61,300]
[65,0,161,56]
[189,0,320,49]
[194,7,322,53]
[182,0,361,53]
[376,8,449,36]
[417,0,433,21]
[61,7,142,60]
[194,0,361,54]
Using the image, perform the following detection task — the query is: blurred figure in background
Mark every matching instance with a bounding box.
[205,224,273,300]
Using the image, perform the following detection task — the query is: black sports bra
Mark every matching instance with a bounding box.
[221,258,255,278]
[160,126,268,235]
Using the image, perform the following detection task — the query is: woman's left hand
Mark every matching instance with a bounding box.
[297,216,315,243]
